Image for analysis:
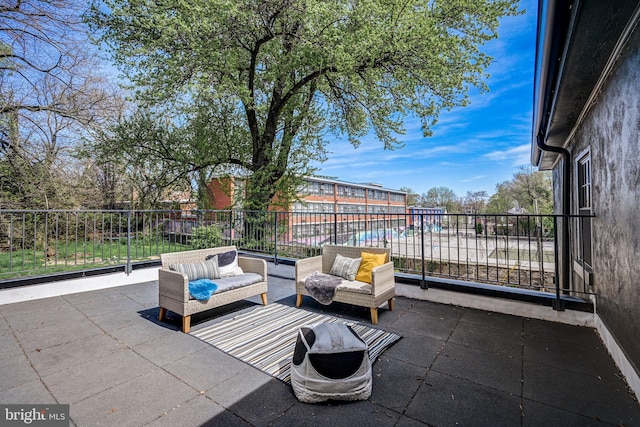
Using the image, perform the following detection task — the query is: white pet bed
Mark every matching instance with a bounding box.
[290,322,372,403]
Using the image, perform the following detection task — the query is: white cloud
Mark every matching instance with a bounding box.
[460,175,487,183]
[483,143,530,166]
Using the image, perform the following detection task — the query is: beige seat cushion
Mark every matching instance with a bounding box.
[337,279,372,295]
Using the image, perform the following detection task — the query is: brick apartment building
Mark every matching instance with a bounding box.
[207,176,407,246]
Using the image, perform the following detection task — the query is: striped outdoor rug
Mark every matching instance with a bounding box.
[190,303,402,384]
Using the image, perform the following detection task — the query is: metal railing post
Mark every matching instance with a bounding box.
[125,211,132,274]
[273,212,278,265]
[33,212,38,268]
[553,215,565,311]
[420,213,428,289]
[44,212,49,267]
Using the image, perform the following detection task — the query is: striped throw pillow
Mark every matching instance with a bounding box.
[170,256,220,281]
[330,254,362,281]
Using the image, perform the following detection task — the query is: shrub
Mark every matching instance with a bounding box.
[191,225,223,249]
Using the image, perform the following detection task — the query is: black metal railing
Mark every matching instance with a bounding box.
[0,209,593,300]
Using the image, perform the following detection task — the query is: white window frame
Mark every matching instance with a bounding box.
[574,148,593,285]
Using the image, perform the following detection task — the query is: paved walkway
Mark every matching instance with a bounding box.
[0,264,638,426]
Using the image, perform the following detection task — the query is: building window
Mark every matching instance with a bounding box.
[369,189,387,201]
[577,152,592,268]
[390,193,405,203]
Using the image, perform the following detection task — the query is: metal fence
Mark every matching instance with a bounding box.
[0,209,592,298]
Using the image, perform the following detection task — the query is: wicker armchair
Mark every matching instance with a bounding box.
[295,245,395,324]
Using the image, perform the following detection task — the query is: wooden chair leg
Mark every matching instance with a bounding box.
[388,298,395,311]
[296,294,303,307]
[182,316,191,334]
[158,307,166,322]
[370,307,379,325]
[260,293,268,305]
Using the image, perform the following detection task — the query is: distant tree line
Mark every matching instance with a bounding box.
[402,167,553,215]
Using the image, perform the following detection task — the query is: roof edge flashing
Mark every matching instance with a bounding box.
[532,0,577,167]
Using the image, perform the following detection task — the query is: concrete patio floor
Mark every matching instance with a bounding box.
[1,263,638,426]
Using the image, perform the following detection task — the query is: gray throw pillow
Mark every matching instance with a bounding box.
[207,250,236,267]
[330,254,362,281]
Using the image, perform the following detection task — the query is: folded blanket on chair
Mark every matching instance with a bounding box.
[304,272,342,305]
[189,279,219,301]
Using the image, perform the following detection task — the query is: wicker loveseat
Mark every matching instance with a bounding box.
[158,246,268,333]
[295,245,395,324]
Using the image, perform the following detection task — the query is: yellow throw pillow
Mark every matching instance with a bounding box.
[355,252,387,284]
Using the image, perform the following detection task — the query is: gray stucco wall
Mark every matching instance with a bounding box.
[557,27,640,372]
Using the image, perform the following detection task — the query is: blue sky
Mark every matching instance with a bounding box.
[313,0,538,198]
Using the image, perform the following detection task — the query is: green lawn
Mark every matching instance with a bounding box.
[0,238,192,280]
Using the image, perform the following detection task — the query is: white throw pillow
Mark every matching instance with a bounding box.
[217,250,243,277]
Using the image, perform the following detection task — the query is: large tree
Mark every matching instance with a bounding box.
[89,109,199,209]
[509,166,552,214]
[486,166,552,214]
[89,0,520,211]
[421,186,460,211]
[0,0,123,209]
[463,190,488,214]
[400,186,420,207]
